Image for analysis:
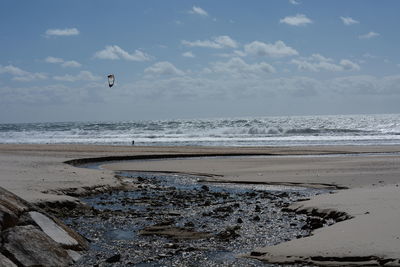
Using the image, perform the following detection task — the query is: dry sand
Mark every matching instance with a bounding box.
[1,144,400,265]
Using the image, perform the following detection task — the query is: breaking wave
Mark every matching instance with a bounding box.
[1,114,400,146]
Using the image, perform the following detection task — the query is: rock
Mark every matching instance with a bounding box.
[29,211,80,248]
[250,251,266,256]
[217,226,240,241]
[203,200,212,206]
[0,186,88,265]
[237,218,243,224]
[184,221,195,227]
[67,250,83,262]
[301,216,325,230]
[2,225,73,266]
[164,243,179,249]
[0,188,29,215]
[0,205,19,231]
[213,205,234,213]
[105,253,121,263]
[201,185,209,191]
[0,253,17,267]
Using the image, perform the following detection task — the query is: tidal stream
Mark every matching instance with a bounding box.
[58,161,333,266]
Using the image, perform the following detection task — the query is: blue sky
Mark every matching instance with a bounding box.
[1,0,400,123]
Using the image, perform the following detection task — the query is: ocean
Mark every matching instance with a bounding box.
[1,114,400,147]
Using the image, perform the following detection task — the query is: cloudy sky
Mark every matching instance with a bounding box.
[1,0,400,123]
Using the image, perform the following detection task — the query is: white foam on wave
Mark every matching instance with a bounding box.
[1,114,400,146]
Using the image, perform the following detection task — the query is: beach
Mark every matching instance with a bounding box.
[1,144,400,265]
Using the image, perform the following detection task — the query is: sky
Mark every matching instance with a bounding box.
[1,0,400,123]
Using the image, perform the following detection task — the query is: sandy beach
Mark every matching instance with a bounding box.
[1,144,400,265]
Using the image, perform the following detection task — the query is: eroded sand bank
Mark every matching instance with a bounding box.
[1,144,400,265]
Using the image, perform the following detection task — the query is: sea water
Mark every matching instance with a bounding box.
[1,113,400,146]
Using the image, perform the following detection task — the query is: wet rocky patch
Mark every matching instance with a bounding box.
[56,172,333,266]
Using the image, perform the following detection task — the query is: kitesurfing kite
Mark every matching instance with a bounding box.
[107,74,115,88]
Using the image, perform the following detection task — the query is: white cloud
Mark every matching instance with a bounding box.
[144,62,185,76]
[359,31,380,39]
[45,57,81,68]
[244,41,298,58]
[0,65,47,81]
[280,14,312,26]
[289,0,300,5]
[292,59,341,72]
[129,72,400,103]
[182,51,195,58]
[182,39,220,49]
[4,70,400,108]
[340,59,361,71]
[121,73,323,101]
[0,82,107,105]
[209,57,276,76]
[45,28,79,37]
[61,60,82,68]
[214,36,238,48]
[45,56,63,64]
[53,71,101,82]
[291,54,360,72]
[309,54,334,62]
[189,6,208,16]
[94,45,151,61]
[328,75,391,95]
[182,35,238,49]
[340,16,359,25]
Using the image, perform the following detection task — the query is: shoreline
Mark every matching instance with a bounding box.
[1,144,400,265]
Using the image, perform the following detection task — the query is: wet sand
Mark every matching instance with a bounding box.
[1,144,400,265]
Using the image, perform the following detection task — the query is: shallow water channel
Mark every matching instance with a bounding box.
[62,161,331,266]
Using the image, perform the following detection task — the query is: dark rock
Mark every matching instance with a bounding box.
[201,185,209,191]
[277,192,289,198]
[213,205,233,213]
[105,253,121,263]
[254,205,261,212]
[184,221,195,227]
[250,251,266,256]
[237,218,243,224]
[302,216,325,230]
[203,200,212,206]
[2,225,73,266]
[164,243,179,249]
[252,215,260,221]
[16,213,35,226]
[0,205,19,231]
[217,226,240,241]
[183,246,197,252]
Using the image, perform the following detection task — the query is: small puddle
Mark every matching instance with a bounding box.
[64,164,328,266]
